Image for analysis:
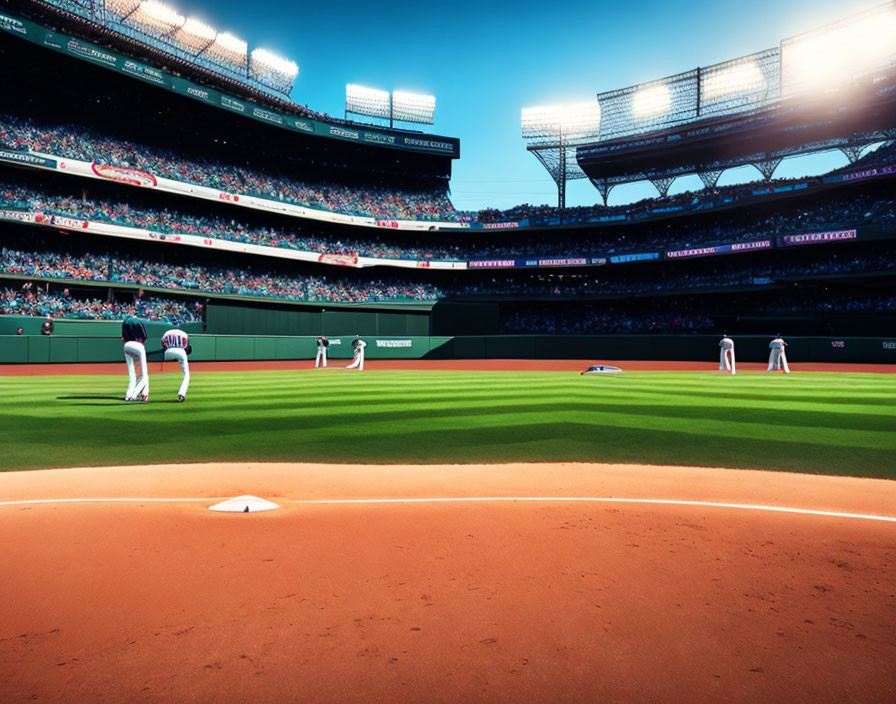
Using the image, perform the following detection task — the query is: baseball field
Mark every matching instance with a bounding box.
[3,363,895,476]
[2,361,895,703]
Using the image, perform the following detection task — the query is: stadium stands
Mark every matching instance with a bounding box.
[0,115,459,222]
[2,284,201,324]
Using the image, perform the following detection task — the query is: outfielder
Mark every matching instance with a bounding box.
[346,334,366,371]
[161,328,192,401]
[122,313,149,402]
[719,334,736,374]
[767,334,790,373]
[315,335,329,368]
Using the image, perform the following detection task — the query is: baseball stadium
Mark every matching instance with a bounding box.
[1,0,895,701]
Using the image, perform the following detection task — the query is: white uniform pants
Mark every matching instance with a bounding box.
[768,349,790,373]
[315,349,327,368]
[346,349,364,371]
[164,347,190,397]
[720,348,736,374]
[124,341,148,399]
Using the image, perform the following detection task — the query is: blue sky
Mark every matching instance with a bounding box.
[169,0,884,211]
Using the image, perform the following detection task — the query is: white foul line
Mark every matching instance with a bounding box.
[0,496,893,523]
[289,496,896,523]
[0,497,223,506]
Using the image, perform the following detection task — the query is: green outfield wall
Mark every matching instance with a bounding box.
[1,327,894,364]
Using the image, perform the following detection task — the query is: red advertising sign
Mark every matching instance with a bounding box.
[91,163,158,187]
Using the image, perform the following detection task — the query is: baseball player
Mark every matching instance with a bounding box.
[346,334,366,371]
[161,328,192,402]
[719,334,736,374]
[767,334,790,374]
[315,335,329,368]
[122,313,149,401]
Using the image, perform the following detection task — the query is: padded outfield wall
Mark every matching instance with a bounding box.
[1,325,894,366]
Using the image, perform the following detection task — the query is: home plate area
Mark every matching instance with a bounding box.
[208,495,280,513]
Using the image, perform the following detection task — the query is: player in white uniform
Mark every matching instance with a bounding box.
[719,334,736,374]
[767,335,790,374]
[161,328,192,401]
[122,314,149,402]
[315,336,329,368]
[346,334,366,371]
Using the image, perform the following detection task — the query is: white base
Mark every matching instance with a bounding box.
[209,495,280,513]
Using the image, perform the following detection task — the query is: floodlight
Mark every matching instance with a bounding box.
[250,48,298,79]
[179,17,216,42]
[207,31,248,70]
[131,0,185,35]
[702,60,766,99]
[392,91,436,125]
[521,102,600,143]
[214,31,247,54]
[782,5,896,95]
[632,84,671,119]
[105,0,140,17]
[346,84,392,120]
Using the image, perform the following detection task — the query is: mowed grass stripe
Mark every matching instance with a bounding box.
[1,370,894,476]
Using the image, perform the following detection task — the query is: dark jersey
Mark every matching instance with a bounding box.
[122,316,147,343]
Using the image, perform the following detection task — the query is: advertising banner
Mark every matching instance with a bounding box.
[666,239,772,259]
[609,252,660,264]
[779,229,857,247]
[0,149,57,169]
[91,163,158,188]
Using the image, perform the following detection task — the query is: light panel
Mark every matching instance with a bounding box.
[105,0,140,17]
[250,48,298,79]
[702,60,766,99]
[521,102,600,144]
[179,17,215,42]
[207,31,248,70]
[130,1,185,36]
[632,84,671,120]
[782,4,896,96]
[346,84,392,119]
[392,90,435,125]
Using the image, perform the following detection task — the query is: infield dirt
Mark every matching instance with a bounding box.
[1,462,894,703]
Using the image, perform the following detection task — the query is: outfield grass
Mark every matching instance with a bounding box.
[2,369,895,477]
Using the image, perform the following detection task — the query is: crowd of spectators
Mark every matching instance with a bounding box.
[0,114,459,222]
[1,283,200,323]
[4,114,894,233]
[1,245,444,305]
[500,301,716,335]
[2,234,890,317]
[454,250,894,299]
[0,183,467,262]
[1,180,893,266]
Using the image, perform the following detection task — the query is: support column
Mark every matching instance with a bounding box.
[753,156,783,181]
[697,169,723,190]
[590,178,615,206]
[648,176,675,198]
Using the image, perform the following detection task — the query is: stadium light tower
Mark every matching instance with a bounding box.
[345,85,436,127]
[781,2,896,97]
[521,102,600,209]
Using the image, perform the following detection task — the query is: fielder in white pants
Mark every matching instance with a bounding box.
[719,335,736,374]
[122,314,148,401]
[767,336,790,373]
[161,328,191,401]
[315,336,329,368]
[346,335,366,371]
[124,341,148,400]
